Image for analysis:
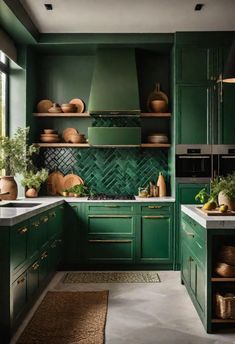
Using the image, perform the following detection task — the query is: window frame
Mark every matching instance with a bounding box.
[0,57,9,136]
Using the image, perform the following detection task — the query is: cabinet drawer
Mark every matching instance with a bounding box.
[87,239,134,262]
[27,260,40,298]
[87,203,134,214]
[38,212,49,247]
[88,215,134,235]
[181,221,205,263]
[181,213,204,241]
[12,271,27,319]
[11,221,29,271]
[141,204,171,214]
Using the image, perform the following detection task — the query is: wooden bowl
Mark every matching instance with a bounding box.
[150,100,167,113]
[147,133,168,143]
[43,129,56,134]
[61,104,76,113]
[40,136,60,143]
[68,134,86,143]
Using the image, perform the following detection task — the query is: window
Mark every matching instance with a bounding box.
[0,51,8,137]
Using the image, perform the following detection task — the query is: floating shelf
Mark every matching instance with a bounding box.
[34,143,170,148]
[141,143,170,148]
[33,112,90,117]
[211,277,235,282]
[140,113,171,118]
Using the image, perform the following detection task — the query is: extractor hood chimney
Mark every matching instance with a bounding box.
[89,48,140,116]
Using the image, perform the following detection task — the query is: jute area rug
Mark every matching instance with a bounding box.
[63,271,161,283]
[16,290,108,344]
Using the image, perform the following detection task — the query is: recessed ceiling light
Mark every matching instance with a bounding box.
[44,3,53,11]
[194,3,204,11]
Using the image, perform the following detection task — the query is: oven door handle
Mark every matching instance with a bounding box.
[221,156,235,159]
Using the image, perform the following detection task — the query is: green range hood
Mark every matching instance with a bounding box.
[89,48,140,116]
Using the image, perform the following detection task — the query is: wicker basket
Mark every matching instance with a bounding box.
[215,262,235,277]
[216,293,235,319]
[219,245,235,265]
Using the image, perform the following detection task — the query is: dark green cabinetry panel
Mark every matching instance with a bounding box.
[87,215,134,235]
[218,83,235,144]
[11,222,28,272]
[177,183,210,205]
[176,85,210,144]
[176,47,212,83]
[140,215,172,262]
[87,240,134,262]
[12,272,27,320]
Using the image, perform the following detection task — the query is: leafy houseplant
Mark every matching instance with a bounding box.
[62,184,88,197]
[0,127,39,199]
[21,169,49,198]
[211,174,235,210]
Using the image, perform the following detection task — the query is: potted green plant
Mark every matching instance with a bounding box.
[21,169,49,198]
[0,127,39,199]
[211,174,235,210]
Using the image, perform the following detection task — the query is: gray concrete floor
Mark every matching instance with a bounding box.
[11,271,235,344]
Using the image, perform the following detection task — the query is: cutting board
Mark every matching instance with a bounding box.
[47,171,64,195]
[197,206,235,216]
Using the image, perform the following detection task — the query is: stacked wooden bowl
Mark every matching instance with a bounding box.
[63,128,86,143]
[40,129,60,143]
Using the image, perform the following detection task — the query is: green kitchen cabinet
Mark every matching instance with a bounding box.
[12,272,27,320]
[27,260,40,298]
[175,43,235,144]
[11,221,29,272]
[48,206,64,239]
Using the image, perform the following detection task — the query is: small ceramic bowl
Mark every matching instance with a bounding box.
[61,104,76,113]
[44,129,56,134]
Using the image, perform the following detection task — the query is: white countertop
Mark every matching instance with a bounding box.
[0,196,175,226]
[181,205,235,229]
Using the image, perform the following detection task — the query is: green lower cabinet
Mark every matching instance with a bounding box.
[12,272,27,320]
[38,213,49,248]
[48,238,62,273]
[27,260,40,298]
[87,239,134,263]
[39,250,49,284]
[139,215,172,263]
[48,206,64,239]
[87,215,134,235]
[11,221,29,272]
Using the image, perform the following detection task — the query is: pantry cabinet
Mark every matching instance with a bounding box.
[175,41,235,145]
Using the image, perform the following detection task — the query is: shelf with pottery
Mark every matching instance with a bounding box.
[34,143,171,148]
[33,112,90,118]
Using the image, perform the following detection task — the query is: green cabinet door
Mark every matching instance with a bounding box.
[38,213,49,248]
[196,262,205,311]
[176,85,211,144]
[27,260,40,298]
[177,183,210,205]
[12,272,27,319]
[139,215,172,263]
[176,47,212,83]
[39,250,49,284]
[28,217,41,258]
[11,221,29,272]
[218,83,235,144]
[181,242,190,284]
[87,215,134,235]
[48,206,64,239]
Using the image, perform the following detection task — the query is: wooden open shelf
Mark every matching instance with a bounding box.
[212,318,235,323]
[140,113,171,118]
[141,143,170,148]
[211,277,235,282]
[33,112,90,117]
[34,143,171,148]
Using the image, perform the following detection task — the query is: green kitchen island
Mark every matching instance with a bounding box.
[181,204,235,333]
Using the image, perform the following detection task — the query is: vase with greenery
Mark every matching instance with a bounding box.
[21,169,49,198]
[0,127,39,199]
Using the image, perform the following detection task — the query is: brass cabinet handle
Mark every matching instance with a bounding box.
[147,206,162,209]
[88,215,132,218]
[142,216,166,219]
[49,211,56,217]
[19,227,28,234]
[42,216,49,223]
[17,276,25,284]
[182,228,195,238]
[88,239,132,243]
[51,241,57,249]
[41,251,48,260]
[32,221,40,228]
[104,205,120,208]
[32,262,40,270]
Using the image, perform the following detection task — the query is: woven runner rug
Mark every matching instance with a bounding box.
[16,290,108,344]
[63,271,161,283]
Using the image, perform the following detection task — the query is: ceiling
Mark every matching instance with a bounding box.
[19,0,235,34]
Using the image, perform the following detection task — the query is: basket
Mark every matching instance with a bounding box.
[215,262,235,277]
[216,293,235,319]
[219,245,235,265]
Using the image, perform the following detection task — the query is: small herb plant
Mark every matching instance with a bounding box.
[63,184,88,196]
[195,188,210,204]
[0,127,39,176]
[21,169,49,191]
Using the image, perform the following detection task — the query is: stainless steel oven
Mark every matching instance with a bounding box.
[176,145,212,182]
[212,145,235,177]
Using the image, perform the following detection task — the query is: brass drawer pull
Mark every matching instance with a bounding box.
[51,242,57,248]
[17,277,25,284]
[49,212,56,217]
[183,228,195,238]
[104,205,120,208]
[19,227,28,234]
[32,262,40,270]
[143,216,165,219]
[42,216,49,223]
[89,239,132,243]
[147,206,162,209]
[88,215,132,218]
[32,221,40,228]
[196,241,202,249]
[41,251,48,260]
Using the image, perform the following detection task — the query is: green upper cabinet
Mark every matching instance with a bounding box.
[176,47,212,83]
[175,36,235,144]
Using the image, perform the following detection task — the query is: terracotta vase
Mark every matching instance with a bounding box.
[218,191,235,211]
[25,188,38,198]
[157,172,167,197]
[0,176,18,200]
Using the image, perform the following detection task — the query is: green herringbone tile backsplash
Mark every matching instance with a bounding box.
[39,148,169,195]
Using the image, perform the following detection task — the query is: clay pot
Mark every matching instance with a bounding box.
[0,176,18,200]
[25,188,38,198]
[150,100,167,113]
[218,191,235,211]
